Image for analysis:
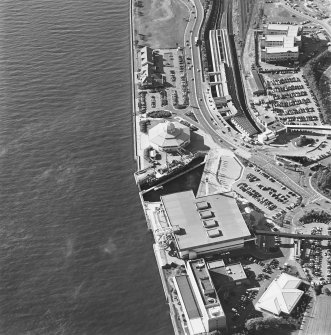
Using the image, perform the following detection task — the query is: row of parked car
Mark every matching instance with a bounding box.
[276,106,315,116]
[272,90,307,100]
[272,84,304,92]
[231,290,258,320]
[138,91,147,113]
[238,182,278,211]
[274,97,311,108]
[246,173,260,182]
[256,184,290,204]
[280,115,319,124]
[251,164,301,215]
[304,229,325,278]
[270,77,301,85]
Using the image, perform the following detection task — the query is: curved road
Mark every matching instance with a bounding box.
[178,0,320,203]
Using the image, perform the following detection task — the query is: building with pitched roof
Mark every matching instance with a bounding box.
[148,121,190,152]
[138,46,164,88]
[255,273,304,316]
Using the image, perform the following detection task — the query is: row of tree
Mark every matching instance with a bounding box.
[314,165,331,192]
[299,208,331,224]
[302,49,331,124]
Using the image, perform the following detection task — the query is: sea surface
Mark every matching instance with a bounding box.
[0,0,173,334]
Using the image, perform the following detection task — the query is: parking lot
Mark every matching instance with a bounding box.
[159,48,189,107]
[233,163,301,217]
[216,254,301,332]
[255,72,323,127]
[299,222,331,284]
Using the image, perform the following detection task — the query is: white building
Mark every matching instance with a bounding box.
[261,24,301,63]
[148,121,190,152]
[160,190,254,258]
[173,259,226,334]
[139,46,164,87]
[255,273,304,316]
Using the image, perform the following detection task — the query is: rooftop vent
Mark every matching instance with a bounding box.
[196,201,210,210]
[207,229,222,238]
[203,219,218,229]
[199,210,213,219]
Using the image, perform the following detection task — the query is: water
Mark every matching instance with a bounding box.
[0,1,172,334]
[143,164,204,202]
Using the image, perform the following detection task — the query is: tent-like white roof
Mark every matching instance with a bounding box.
[255,273,303,315]
[148,121,190,149]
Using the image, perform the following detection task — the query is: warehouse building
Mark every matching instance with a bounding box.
[160,190,254,259]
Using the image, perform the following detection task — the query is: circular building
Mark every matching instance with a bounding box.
[148,121,190,152]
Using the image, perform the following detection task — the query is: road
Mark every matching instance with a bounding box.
[177,0,321,203]
[279,1,331,39]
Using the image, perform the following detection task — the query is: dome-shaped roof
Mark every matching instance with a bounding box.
[148,121,190,149]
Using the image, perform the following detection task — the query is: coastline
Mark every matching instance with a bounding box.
[129,0,139,168]
[129,2,185,334]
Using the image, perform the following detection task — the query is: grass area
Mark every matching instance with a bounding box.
[301,294,331,335]
[302,49,331,124]
[263,2,304,24]
[311,173,331,200]
[134,0,189,49]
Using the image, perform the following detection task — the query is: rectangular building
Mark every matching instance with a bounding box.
[208,260,249,289]
[261,24,301,63]
[138,46,164,88]
[160,191,254,258]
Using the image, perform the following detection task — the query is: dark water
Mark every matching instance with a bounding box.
[0,1,172,334]
[143,165,204,202]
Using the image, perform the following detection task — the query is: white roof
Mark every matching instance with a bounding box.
[190,318,206,334]
[288,25,300,37]
[265,35,284,42]
[148,121,190,149]
[265,46,298,54]
[161,191,251,251]
[255,273,303,315]
[268,24,289,31]
[267,24,300,37]
[283,36,295,48]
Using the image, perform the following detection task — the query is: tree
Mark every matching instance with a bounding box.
[324,287,331,296]
[314,284,322,295]
[245,317,295,334]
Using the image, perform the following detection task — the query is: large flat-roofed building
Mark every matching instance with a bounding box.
[261,24,301,63]
[255,273,304,316]
[173,259,226,334]
[251,69,266,96]
[261,46,299,62]
[264,24,300,37]
[160,191,254,258]
[208,260,249,289]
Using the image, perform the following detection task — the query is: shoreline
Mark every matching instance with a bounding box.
[129,2,186,334]
[129,0,139,168]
